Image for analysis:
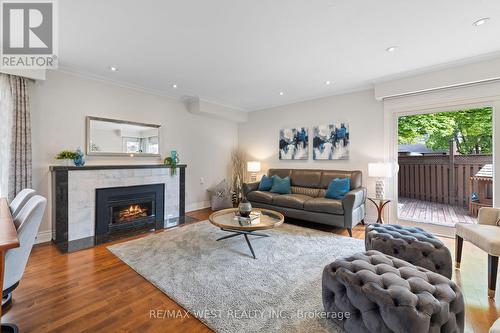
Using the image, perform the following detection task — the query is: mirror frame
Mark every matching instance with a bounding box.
[85,116,161,157]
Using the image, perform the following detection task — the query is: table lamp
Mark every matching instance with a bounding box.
[247,161,261,182]
[368,162,393,199]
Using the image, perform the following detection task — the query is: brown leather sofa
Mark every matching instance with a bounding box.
[243,169,367,236]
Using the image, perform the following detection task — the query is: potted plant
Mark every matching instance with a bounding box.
[163,150,179,175]
[55,150,78,166]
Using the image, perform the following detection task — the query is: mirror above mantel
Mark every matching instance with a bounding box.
[86,116,161,157]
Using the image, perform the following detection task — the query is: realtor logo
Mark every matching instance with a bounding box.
[1,0,58,69]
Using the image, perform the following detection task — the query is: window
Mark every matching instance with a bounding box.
[122,137,141,153]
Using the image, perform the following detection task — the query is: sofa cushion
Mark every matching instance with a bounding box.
[304,197,344,215]
[325,178,350,199]
[268,169,292,179]
[320,170,361,190]
[290,169,321,188]
[273,194,313,210]
[258,175,273,191]
[246,191,280,204]
[270,176,292,194]
[291,186,319,197]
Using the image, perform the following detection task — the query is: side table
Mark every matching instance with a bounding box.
[367,197,391,223]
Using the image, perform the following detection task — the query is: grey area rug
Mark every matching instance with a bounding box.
[108,221,364,333]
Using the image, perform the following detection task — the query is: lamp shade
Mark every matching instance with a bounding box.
[247,161,261,173]
[368,162,393,178]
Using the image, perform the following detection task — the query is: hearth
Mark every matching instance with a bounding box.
[95,184,165,243]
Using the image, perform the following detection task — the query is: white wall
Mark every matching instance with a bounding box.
[31,70,238,237]
[238,89,385,221]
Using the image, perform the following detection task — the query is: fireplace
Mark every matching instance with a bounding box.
[95,184,164,243]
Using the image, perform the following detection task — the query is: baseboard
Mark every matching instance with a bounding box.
[186,200,210,213]
[35,230,53,244]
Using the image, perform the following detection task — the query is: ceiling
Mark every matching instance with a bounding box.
[59,0,500,111]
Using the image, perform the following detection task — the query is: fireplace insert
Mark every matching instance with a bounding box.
[95,184,164,243]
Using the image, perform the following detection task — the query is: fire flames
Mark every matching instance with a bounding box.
[116,204,148,222]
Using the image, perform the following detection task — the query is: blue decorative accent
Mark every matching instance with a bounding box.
[325,178,350,199]
[258,175,274,191]
[270,176,291,194]
[73,148,85,167]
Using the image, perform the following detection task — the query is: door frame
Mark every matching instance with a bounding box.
[382,81,500,237]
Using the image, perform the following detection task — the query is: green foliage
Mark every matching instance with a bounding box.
[163,156,177,175]
[55,150,78,160]
[398,107,492,154]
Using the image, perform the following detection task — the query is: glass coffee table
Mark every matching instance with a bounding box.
[209,208,284,259]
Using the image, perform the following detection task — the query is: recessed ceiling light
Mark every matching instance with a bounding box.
[325,80,331,85]
[172,84,178,89]
[279,91,284,96]
[473,17,490,26]
[386,46,398,52]
[109,66,118,72]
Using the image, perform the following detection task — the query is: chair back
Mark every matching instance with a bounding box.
[3,195,47,291]
[9,189,36,223]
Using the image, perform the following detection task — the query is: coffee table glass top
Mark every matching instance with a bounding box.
[209,208,284,231]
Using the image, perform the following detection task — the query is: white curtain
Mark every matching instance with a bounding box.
[0,74,13,198]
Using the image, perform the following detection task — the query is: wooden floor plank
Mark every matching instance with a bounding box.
[399,197,476,226]
[2,208,497,332]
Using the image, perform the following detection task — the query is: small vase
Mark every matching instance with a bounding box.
[238,198,252,217]
[74,148,85,167]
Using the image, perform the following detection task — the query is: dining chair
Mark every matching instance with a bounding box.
[9,189,36,221]
[2,195,46,309]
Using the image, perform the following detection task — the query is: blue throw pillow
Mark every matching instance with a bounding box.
[258,175,273,191]
[270,176,291,194]
[325,178,350,199]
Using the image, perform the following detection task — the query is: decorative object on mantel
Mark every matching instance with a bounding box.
[231,148,247,205]
[163,150,180,175]
[73,148,85,167]
[247,161,261,182]
[55,150,78,166]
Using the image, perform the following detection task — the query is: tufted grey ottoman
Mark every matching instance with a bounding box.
[365,224,452,278]
[322,251,464,333]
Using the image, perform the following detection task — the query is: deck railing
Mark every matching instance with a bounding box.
[398,154,492,207]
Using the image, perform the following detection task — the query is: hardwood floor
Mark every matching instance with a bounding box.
[3,208,499,332]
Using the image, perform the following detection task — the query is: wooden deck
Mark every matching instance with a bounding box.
[398,197,476,225]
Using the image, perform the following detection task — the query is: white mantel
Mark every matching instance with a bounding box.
[67,168,179,241]
[50,164,185,250]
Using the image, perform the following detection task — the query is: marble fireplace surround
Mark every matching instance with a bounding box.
[50,164,186,252]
